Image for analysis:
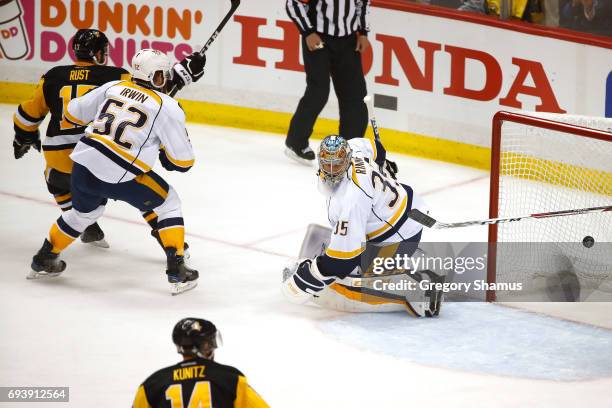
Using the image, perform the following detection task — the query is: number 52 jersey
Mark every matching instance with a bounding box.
[67,80,195,183]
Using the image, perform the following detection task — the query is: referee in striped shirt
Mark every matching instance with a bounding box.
[285,0,371,163]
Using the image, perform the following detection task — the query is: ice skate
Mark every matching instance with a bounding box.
[80,222,110,248]
[284,145,315,166]
[28,239,66,279]
[166,248,198,295]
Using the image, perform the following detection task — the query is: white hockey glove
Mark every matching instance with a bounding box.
[281,257,336,304]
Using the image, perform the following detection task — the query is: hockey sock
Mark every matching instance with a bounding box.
[53,192,72,212]
[159,226,185,257]
[48,217,80,253]
[141,210,158,229]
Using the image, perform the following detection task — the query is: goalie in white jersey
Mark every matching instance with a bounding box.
[29,49,198,295]
[282,135,444,316]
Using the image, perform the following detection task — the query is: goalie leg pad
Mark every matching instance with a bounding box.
[405,269,445,317]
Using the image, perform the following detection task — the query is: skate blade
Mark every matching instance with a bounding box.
[171,280,198,296]
[83,238,110,249]
[27,270,63,280]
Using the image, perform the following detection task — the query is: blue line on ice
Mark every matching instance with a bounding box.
[318,303,612,381]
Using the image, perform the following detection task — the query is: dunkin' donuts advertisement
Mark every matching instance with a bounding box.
[0,0,212,69]
[0,0,32,60]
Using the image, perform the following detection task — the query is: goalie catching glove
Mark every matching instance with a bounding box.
[169,52,206,96]
[281,257,336,304]
[13,128,41,159]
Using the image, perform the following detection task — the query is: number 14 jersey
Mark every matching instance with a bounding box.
[67,80,195,183]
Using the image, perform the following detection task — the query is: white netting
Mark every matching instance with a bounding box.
[493,112,612,300]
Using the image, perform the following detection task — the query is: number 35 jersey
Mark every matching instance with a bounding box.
[67,80,195,183]
[324,138,427,261]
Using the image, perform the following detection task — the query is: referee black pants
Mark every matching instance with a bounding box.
[286,33,368,150]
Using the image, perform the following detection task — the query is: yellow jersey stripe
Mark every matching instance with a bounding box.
[87,134,152,172]
[325,246,365,259]
[13,113,39,131]
[351,163,361,187]
[160,146,194,167]
[134,174,169,199]
[366,195,408,240]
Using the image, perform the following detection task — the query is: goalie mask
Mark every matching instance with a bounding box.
[131,49,174,91]
[318,135,352,186]
[172,318,222,360]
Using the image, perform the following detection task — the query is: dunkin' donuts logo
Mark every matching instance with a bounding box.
[0,0,33,60]
[0,0,203,66]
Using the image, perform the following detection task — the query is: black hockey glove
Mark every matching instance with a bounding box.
[168,52,206,97]
[13,128,41,159]
[384,159,398,180]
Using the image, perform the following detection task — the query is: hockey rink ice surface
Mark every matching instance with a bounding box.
[0,104,611,407]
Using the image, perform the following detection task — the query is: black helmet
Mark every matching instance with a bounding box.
[172,318,220,359]
[72,29,109,63]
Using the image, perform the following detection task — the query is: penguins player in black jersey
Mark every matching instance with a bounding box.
[133,318,269,408]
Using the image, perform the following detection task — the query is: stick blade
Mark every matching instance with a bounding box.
[408,209,437,228]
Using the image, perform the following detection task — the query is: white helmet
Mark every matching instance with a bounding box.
[131,49,173,90]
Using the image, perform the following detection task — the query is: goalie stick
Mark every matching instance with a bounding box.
[408,205,612,229]
[364,95,381,143]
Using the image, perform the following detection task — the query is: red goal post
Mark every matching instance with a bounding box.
[487,111,612,301]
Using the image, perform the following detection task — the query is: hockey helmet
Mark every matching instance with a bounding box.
[72,29,109,65]
[172,317,221,359]
[131,49,174,91]
[318,135,352,185]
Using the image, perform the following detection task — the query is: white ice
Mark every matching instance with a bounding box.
[0,104,611,407]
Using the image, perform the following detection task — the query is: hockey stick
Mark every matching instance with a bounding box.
[408,205,612,229]
[168,0,240,96]
[199,0,241,54]
[364,95,381,143]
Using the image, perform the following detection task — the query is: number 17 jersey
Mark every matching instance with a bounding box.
[67,80,195,183]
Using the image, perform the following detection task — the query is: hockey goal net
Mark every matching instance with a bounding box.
[487,111,612,302]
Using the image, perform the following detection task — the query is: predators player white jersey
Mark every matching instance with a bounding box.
[323,138,426,268]
[282,135,444,316]
[66,80,194,183]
